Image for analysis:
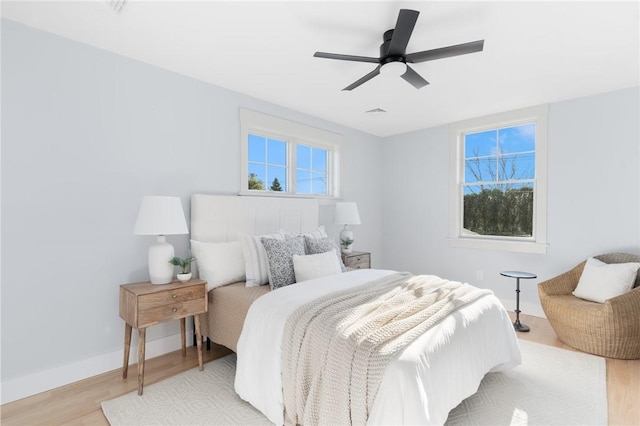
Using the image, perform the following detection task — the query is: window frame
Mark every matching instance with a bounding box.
[448,105,549,254]
[240,108,342,198]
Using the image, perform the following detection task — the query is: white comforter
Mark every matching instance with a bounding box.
[235,269,521,425]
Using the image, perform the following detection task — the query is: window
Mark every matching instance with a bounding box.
[240,109,341,197]
[449,105,548,253]
[296,144,328,195]
[248,135,287,191]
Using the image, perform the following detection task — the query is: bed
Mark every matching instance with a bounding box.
[190,194,521,425]
[190,194,320,352]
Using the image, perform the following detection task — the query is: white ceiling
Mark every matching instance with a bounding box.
[2,1,639,137]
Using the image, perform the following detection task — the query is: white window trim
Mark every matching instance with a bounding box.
[240,108,342,199]
[448,104,549,254]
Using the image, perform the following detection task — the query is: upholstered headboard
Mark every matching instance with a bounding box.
[190,194,319,242]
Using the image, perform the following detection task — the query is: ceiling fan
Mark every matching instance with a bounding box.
[314,9,484,91]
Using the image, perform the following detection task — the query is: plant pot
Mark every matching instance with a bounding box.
[177,273,192,283]
[341,246,353,254]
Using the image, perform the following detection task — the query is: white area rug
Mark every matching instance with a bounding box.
[102,340,607,425]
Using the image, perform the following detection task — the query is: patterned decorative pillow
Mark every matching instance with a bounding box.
[304,236,347,272]
[261,235,306,290]
[241,232,285,287]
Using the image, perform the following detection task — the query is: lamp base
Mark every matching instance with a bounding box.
[149,235,175,284]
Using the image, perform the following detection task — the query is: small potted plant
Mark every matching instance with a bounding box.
[169,252,196,283]
[340,237,354,254]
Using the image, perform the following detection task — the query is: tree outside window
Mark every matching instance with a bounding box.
[462,123,536,238]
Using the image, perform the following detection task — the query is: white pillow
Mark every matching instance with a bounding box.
[240,232,285,287]
[304,236,347,272]
[190,240,246,291]
[572,257,640,303]
[293,249,342,283]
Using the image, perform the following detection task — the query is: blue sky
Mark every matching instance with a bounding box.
[248,134,327,194]
[464,123,535,185]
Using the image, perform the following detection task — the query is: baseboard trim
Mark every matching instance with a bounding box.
[1,331,192,405]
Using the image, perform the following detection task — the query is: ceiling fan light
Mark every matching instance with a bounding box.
[380,61,407,76]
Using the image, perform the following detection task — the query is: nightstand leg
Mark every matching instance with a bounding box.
[194,314,203,371]
[123,323,132,378]
[137,328,146,395]
[180,317,186,357]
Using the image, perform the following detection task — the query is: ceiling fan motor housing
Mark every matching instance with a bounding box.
[381,30,404,65]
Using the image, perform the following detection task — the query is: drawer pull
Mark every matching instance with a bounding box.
[172,308,178,312]
[172,294,177,299]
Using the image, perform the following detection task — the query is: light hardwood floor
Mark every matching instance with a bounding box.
[2,313,638,425]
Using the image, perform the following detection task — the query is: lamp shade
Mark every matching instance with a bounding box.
[133,196,188,235]
[134,196,188,284]
[334,202,361,225]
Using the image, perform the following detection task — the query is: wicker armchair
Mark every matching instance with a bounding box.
[538,252,640,359]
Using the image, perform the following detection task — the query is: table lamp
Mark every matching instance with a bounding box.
[133,196,188,284]
[334,202,361,254]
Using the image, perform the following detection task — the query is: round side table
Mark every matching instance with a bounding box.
[500,270,537,332]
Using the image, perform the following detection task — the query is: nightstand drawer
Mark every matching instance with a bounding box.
[342,251,371,269]
[348,260,369,269]
[138,286,205,311]
[349,255,369,266]
[138,299,206,327]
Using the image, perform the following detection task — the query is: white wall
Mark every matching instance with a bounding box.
[0,19,383,402]
[381,87,640,316]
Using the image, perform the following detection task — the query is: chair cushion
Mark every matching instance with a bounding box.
[572,257,640,303]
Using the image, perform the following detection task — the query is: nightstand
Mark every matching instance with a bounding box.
[341,251,371,270]
[119,279,208,395]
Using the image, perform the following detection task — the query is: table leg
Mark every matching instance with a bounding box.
[137,328,146,395]
[194,314,203,371]
[180,317,186,357]
[514,278,530,332]
[122,323,132,378]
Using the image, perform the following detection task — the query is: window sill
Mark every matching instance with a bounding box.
[448,237,548,254]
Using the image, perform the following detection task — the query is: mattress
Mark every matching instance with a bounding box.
[198,281,270,352]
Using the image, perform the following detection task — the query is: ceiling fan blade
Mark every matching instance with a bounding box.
[314,52,379,64]
[343,65,382,91]
[401,65,429,89]
[388,9,420,56]
[405,40,485,63]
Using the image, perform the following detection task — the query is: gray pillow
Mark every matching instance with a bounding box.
[304,236,347,272]
[261,236,306,290]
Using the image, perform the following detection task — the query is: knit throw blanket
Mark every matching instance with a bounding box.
[282,272,493,426]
